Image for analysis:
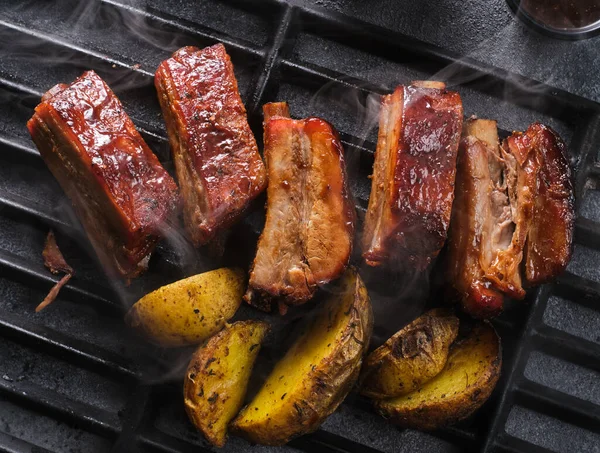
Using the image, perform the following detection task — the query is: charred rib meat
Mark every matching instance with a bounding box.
[27,70,179,279]
[447,119,574,318]
[362,81,463,270]
[155,44,267,246]
[246,102,355,313]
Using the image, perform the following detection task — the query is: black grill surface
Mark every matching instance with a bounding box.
[0,1,599,453]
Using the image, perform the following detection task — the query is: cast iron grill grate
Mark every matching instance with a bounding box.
[0,1,598,452]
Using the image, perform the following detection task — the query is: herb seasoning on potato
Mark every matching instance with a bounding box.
[231,268,373,445]
[184,320,269,447]
[360,308,459,399]
[125,267,244,347]
[375,321,501,430]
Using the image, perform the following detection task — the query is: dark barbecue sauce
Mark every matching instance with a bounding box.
[520,0,600,28]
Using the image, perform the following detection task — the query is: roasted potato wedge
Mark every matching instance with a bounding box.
[126,268,244,347]
[375,321,501,430]
[360,309,459,399]
[184,320,269,447]
[231,268,373,445]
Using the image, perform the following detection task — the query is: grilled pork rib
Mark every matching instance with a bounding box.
[362,81,463,270]
[246,103,355,313]
[447,119,574,318]
[446,119,508,318]
[27,70,180,279]
[155,44,267,246]
[522,124,574,285]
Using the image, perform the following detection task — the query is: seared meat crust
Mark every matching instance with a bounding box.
[27,70,179,279]
[155,44,267,246]
[362,82,463,270]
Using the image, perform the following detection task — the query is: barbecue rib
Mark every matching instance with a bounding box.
[446,119,508,318]
[155,44,267,246]
[362,81,463,270]
[447,118,574,318]
[246,102,355,313]
[522,123,574,285]
[27,70,179,279]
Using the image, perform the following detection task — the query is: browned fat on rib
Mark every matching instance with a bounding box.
[246,103,355,311]
[446,119,506,319]
[362,82,463,270]
[523,123,574,284]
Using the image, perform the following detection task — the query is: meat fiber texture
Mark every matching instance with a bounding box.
[246,102,355,314]
[27,70,180,279]
[155,44,267,246]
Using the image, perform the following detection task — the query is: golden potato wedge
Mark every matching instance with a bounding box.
[375,321,501,430]
[126,268,244,347]
[360,308,459,399]
[184,320,269,447]
[231,268,373,445]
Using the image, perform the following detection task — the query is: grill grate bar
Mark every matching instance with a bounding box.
[290,431,386,453]
[100,0,266,56]
[534,326,600,368]
[0,431,54,453]
[246,4,294,115]
[481,289,547,453]
[138,431,217,453]
[515,380,600,429]
[0,20,155,78]
[494,434,558,453]
[0,379,121,438]
[0,192,69,232]
[556,272,600,300]
[0,313,137,379]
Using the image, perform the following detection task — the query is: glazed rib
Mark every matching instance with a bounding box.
[447,119,574,318]
[524,123,574,284]
[246,103,355,313]
[27,70,179,279]
[155,44,267,246]
[362,81,463,270]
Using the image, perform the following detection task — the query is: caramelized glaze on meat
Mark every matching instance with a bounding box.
[524,123,574,284]
[447,118,574,318]
[362,81,463,270]
[27,70,179,279]
[155,44,267,246]
[246,103,355,313]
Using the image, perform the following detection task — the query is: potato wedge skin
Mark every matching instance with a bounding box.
[232,268,373,446]
[184,320,269,447]
[375,321,501,430]
[126,268,244,347]
[360,309,459,399]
